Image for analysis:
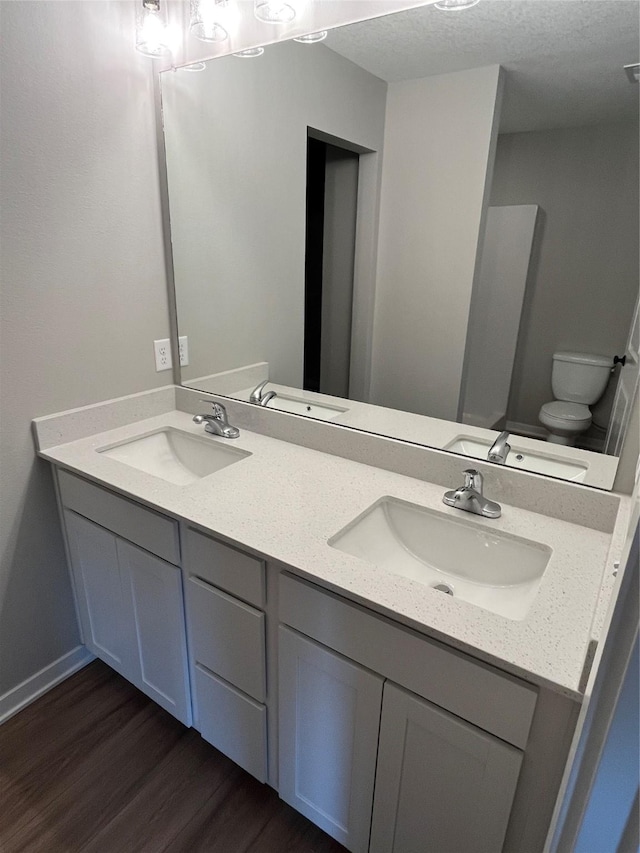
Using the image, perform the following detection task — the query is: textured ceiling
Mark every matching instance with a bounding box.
[325,0,640,133]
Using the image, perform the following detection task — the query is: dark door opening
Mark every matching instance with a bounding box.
[303,134,359,397]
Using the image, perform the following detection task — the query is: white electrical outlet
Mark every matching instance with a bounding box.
[178,335,189,367]
[153,338,173,372]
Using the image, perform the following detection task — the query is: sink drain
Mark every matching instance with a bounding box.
[432,583,454,596]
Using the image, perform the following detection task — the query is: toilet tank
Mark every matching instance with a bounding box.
[551,352,612,404]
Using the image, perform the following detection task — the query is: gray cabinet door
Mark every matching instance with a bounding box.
[65,509,191,727]
[278,627,383,853]
[64,510,132,679]
[370,682,523,853]
[118,539,192,727]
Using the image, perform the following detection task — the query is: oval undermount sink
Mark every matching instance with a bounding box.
[97,428,251,485]
[329,497,552,620]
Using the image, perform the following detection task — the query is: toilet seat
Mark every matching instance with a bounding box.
[539,401,591,427]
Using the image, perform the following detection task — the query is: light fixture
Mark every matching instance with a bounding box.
[624,63,640,83]
[293,31,328,43]
[254,0,296,24]
[190,0,228,43]
[434,0,481,9]
[135,0,171,57]
[233,47,265,57]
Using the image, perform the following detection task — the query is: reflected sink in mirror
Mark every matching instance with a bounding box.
[98,428,251,485]
[445,437,588,483]
[265,394,348,422]
[329,497,552,620]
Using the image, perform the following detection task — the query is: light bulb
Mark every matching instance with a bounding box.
[135,0,171,57]
[254,0,296,24]
[190,0,229,43]
[233,47,265,57]
[293,31,328,43]
[434,0,480,9]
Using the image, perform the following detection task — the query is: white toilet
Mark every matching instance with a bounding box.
[538,351,612,445]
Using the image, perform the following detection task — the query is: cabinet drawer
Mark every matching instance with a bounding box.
[195,664,267,783]
[58,469,180,565]
[187,577,266,702]
[279,573,537,749]
[186,528,265,608]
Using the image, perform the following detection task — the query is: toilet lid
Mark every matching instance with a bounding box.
[540,401,591,422]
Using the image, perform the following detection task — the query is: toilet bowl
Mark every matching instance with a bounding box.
[539,401,592,445]
[538,352,611,446]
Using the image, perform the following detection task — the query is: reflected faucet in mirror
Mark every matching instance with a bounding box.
[250,380,278,407]
[488,431,511,465]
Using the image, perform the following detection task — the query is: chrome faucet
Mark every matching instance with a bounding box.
[443,469,501,518]
[488,431,511,465]
[250,380,277,407]
[193,401,240,439]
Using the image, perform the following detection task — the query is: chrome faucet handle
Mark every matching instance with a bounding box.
[198,399,228,420]
[211,402,228,421]
[463,469,483,493]
[250,381,269,404]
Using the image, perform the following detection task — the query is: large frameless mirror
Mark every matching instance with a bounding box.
[160,0,639,489]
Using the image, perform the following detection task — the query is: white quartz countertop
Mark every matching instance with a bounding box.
[37,409,620,700]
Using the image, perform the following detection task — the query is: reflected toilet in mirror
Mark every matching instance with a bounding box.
[539,352,613,446]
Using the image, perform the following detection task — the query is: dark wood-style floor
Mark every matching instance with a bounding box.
[0,661,346,853]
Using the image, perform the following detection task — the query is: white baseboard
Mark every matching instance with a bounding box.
[0,645,95,725]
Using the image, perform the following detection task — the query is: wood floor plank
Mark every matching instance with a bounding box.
[4,702,186,851]
[0,670,152,838]
[0,661,346,853]
[162,769,279,853]
[82,731,244,853]
[245,803,347,853]
[2,663,122,767]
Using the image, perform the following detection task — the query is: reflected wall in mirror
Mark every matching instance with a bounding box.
[161,0,639,489]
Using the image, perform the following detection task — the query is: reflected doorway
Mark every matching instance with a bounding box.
[304,134,359,397]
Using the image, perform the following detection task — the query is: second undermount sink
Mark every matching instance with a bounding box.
[98,428,251,485]
[445,436,588,482]
[267,395,348,421]
[329,497,552,620]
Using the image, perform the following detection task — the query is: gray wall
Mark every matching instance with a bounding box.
[162,42,387,387]
[0,2,170,696]
[490,121,639,429]
[370,66,503,421]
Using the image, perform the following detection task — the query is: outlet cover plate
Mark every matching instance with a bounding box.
[154,339,173,371]
[179,335,189,367]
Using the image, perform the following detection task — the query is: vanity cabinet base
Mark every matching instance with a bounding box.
[52,466,580,853]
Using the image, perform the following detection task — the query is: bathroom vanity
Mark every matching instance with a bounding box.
[32,388,629,853]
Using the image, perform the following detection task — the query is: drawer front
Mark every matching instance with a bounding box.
[58,469,180,566]
[186,528,265,608]
[195,664,268,783]
[187,577,266,702]
[279,573,537,749]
